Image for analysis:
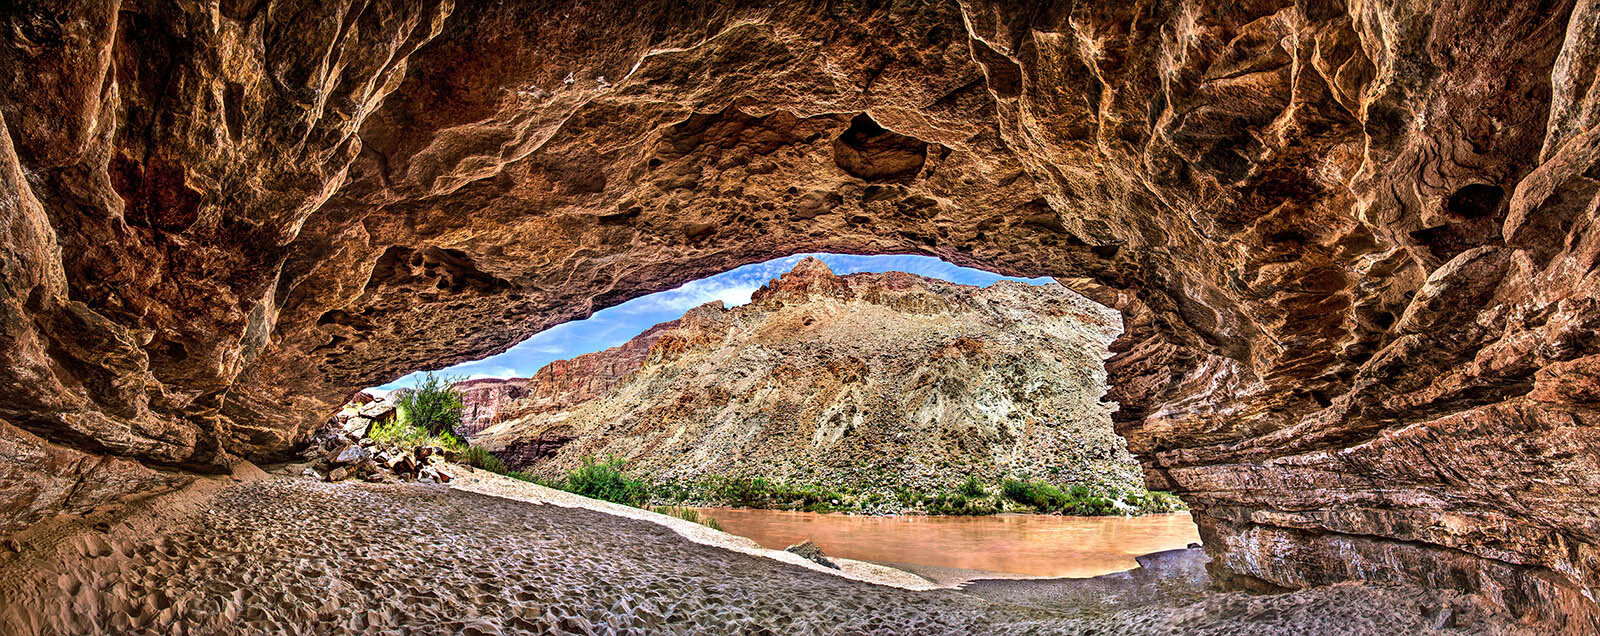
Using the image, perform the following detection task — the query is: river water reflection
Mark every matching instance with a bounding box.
[693,508,1201,579]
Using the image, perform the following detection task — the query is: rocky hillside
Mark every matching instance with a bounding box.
[470,258,1142,496]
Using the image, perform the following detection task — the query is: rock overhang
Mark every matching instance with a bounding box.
[1,0,1598,629]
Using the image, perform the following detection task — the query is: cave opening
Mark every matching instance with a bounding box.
[334,252,1198,579]
[9,1,1599,631]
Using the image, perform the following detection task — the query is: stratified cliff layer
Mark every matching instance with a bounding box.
[458,321,675,462]
[452,378,527,437]
[2,1,1599,628]
[473,258,1139,493]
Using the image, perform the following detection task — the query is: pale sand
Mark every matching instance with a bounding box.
[0,462,1533,635]
[446,465,939,590]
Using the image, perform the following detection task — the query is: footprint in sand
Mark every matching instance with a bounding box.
[77,534,114,558]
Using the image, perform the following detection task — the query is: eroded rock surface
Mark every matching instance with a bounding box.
[2,0,1599,628]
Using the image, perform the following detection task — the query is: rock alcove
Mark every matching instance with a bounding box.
[2,0,1599,630]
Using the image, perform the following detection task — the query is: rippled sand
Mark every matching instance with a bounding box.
[0,465,1531,635]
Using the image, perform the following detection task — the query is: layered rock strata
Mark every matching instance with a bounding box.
[453,378,528,437]
[472,258,1139,493]
[2,0,1599,628]
[458,320,675,464]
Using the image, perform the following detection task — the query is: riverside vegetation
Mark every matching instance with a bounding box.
[375,372,1183,519]
[466,449,1183,517]
[372,404,1183,518]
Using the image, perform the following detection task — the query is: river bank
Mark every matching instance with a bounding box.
[688,506,1201,579]
[0,463,1531,635]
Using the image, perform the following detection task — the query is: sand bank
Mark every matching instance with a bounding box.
[0,463,1531,635]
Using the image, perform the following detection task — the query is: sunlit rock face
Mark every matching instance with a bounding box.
[452,378,528,437]
[472,257,1138,492]
[453,319,672,443]
[2,0,1599,627]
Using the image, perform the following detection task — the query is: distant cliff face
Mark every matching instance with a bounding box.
[452,378,528,437]
[455,321,676,450]
[472,258,1138,493]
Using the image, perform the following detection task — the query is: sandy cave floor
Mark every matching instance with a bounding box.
[0,465,1533,635]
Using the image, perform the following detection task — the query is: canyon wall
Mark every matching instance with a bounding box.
[417,320,668,439]
[472,257,1141,494]
[452,378,528,437]
[2,0,1599,628]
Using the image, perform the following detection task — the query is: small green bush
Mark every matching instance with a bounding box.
[998,478,1155,515]
[565,455,650,506]
[959,474,986,497]
[1002,478,1068,510]
[1127,490,1187,514]
[462,446,509,474]
[368,418,466,452]
[396,371,465,436]
[650,506,723,531]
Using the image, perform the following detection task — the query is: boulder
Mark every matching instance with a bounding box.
[327,467,350,482]
[785,541,839,570]
[386,454,417,476]
[418,467,452,484]
[333,445,368,465]
[342,417,373,439]
[357,401,398,422]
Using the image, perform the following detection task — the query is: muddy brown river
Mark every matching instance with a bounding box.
[693,508,1202,579]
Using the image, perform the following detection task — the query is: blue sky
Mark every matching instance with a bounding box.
[375,253,1053,390]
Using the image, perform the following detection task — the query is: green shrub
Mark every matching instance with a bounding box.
[368,417,466,452]
[462,446,509,475]
[999,478,1159,515]
[1002,478,1068,511]
[396,371,465,436]
[565,455,649,506]
[959,474,986,497]
[650,506,723,531]
[1127,490,1187,513]
[921,488,1001,516]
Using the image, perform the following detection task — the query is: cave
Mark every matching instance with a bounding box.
[2,0,1599,632]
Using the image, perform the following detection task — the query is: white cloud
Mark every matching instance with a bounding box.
[458,365,521,380]
[509,341,569,355]
[618,277,765,315]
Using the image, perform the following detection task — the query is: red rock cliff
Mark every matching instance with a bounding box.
[452,378,529,437]
[455,320,678,448]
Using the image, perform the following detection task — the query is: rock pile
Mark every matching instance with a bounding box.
[299,416,455,485]
[336,397,400,439]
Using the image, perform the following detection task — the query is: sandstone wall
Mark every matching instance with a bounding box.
[2,0,1599,628]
